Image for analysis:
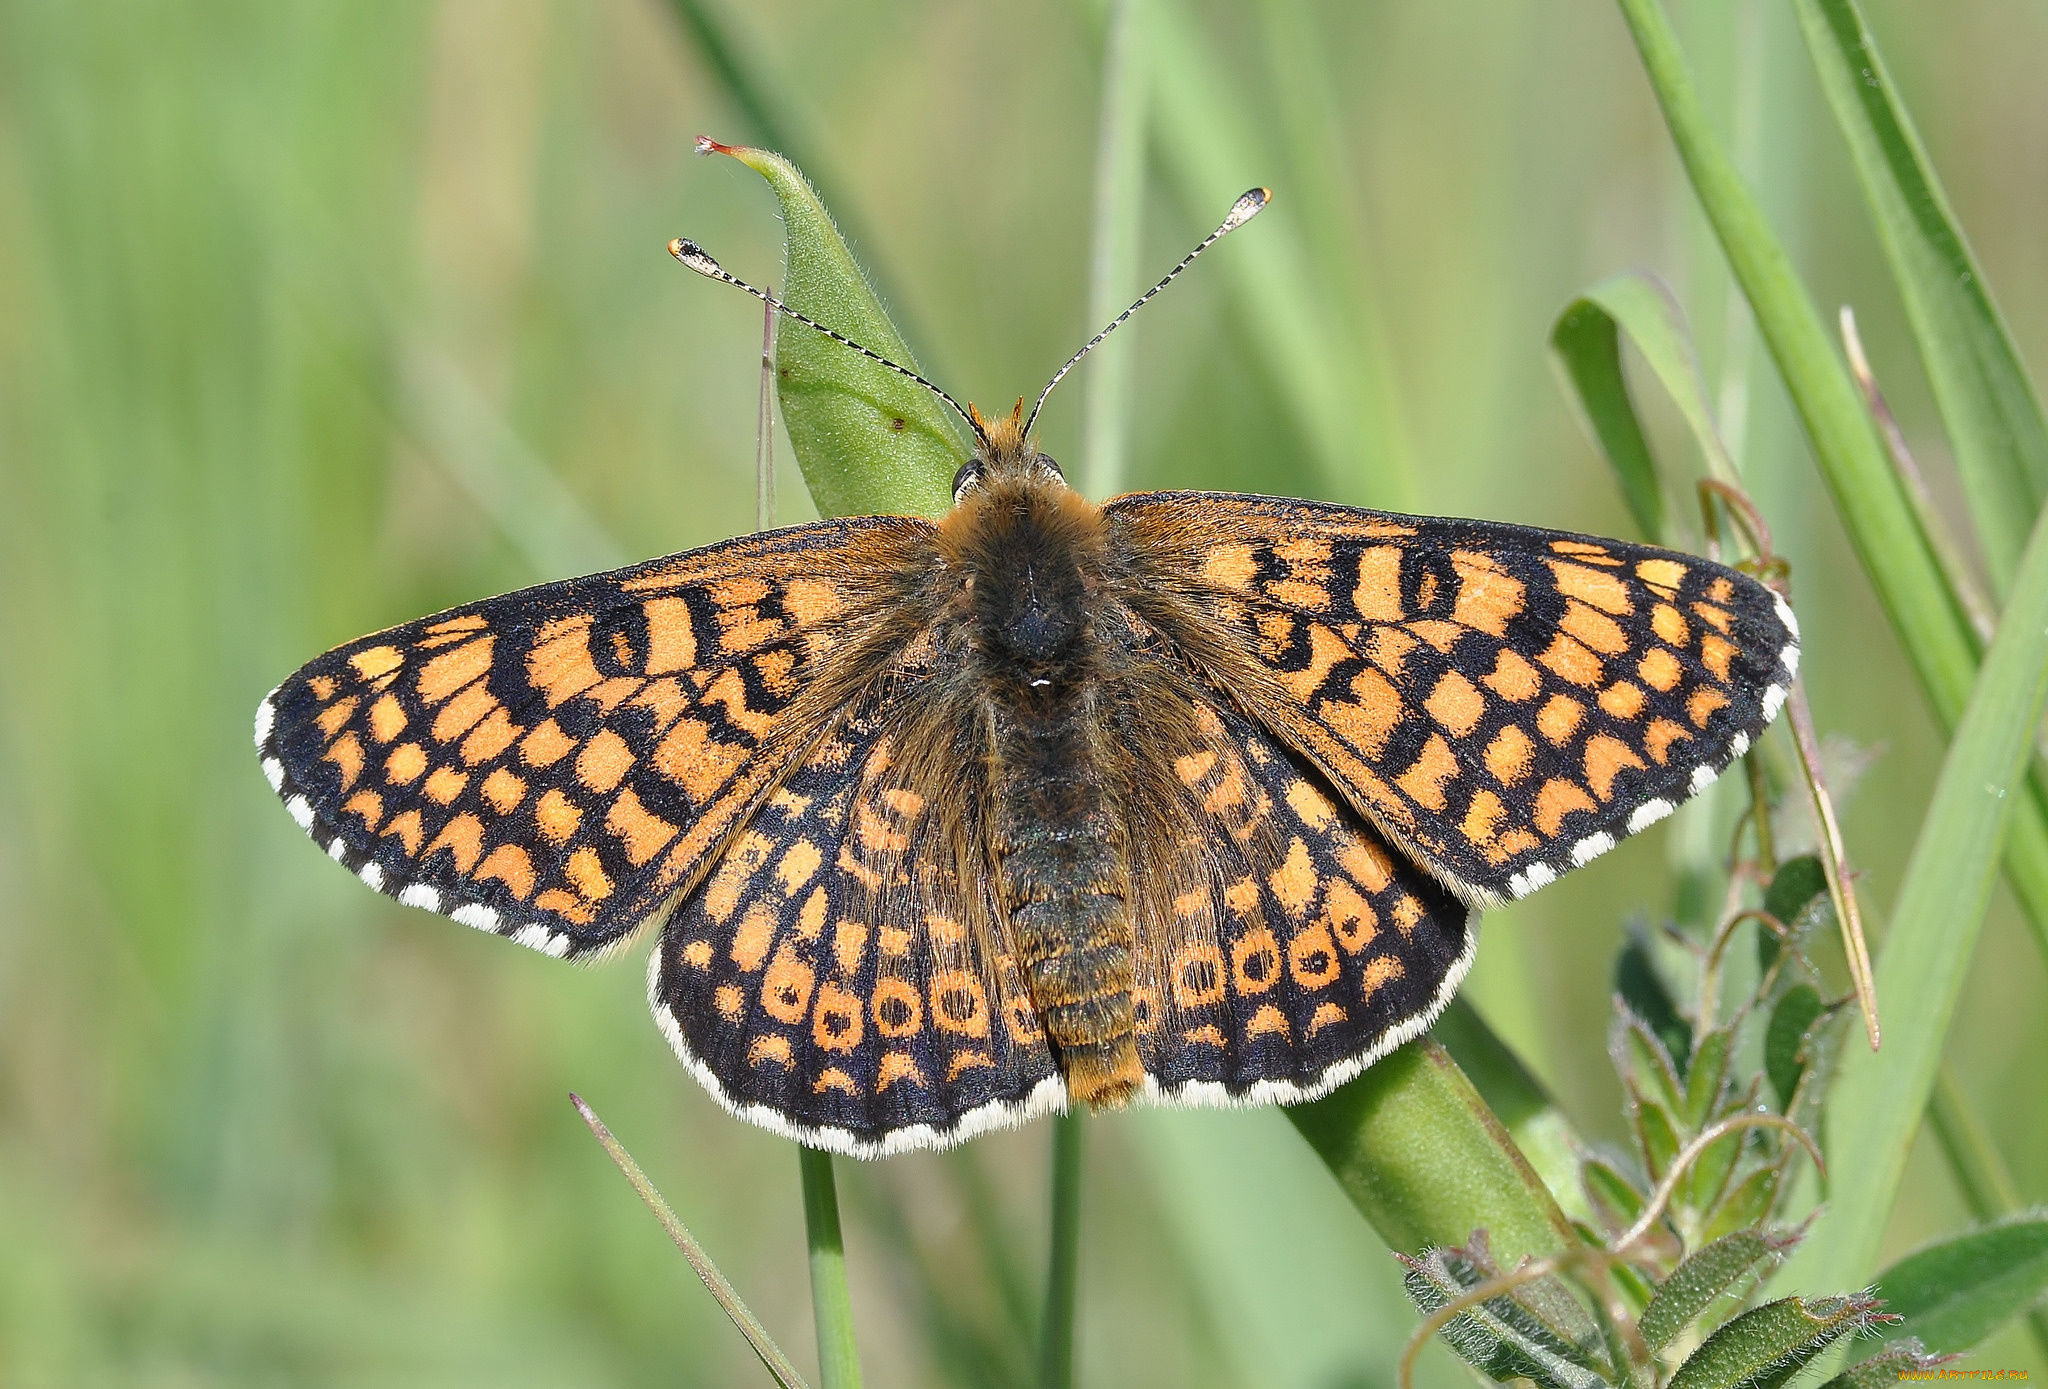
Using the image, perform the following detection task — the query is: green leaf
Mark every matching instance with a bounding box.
[1872,1212,2048,1355]
[1634,1098,1682,1187]
[1287,1039,1577,1268]
[1764,985,1826,1113]
[1640,1231,1782,1355]
[1684,1028,1734,1131]
[1584,1158,1648,1241]
[1816,1339,1950,1389]
[710,143,963,522]
[1616,939,1692,1079]
[1549,272,1739,544]
[1759,858,1830,974]
[1702,1166,1784,1248]
[1667,1296,1883,1389]
[1401,1239,1614,1389]
[1793,0,2048,592]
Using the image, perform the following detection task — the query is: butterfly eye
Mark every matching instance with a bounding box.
[951,460,984,504]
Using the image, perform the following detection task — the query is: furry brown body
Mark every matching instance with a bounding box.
[932,418,1145,1105]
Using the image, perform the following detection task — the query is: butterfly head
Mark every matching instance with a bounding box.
[951,398,1065,505]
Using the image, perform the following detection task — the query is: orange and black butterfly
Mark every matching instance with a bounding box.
[256,189,1797,1157]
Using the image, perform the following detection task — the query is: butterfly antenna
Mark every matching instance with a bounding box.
[668,238,988,451]
[1022,188,1270,440]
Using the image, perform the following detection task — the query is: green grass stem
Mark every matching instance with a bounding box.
[1076,0,1149,500]
[800,1148,864,1389]
[1040,1113,1084,1389]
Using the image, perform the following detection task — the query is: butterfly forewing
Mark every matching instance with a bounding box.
[256,517,934,958]
[652,658,1063,1157]
[1109,492,1800,906]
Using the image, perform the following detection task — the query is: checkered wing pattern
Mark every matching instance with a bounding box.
[652,658,1063,1157]
[1110,493,1800,906]
[1127,687,1473,1102]
[255,517,933,959]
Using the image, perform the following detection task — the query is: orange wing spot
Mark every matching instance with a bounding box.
[350,646,404,682]
[1276,624,1353,703]
[873,978,922,1037]
[1537,631,1603,686]
[1231,928,1283,994]
[307,675,338,700]
[833,919,868,977]
[1223,876,1261,916]
[323,731,365,790]
[1181,1024,1226,1048]
[1308,1001,1347,1036]
[1323,667,1404,760]
[1246,1004,1289,1039]
[1285,778,1337,830]
[1700,632,1737,682]
[1652,603,1690,647]
[344,790,384,830]
[931,972,990,1037]
[1496,827,1541,859]
[1286,920,1341,988]
[520,719,576,767]
[746,1035,792,1070]
[1688,687,1731,728]
[481,767,526,814]
[945,1052,996,1081]
[1266,579,1329,610]
[1483,647,1543,702]
[1708,576,1735,601]
[1367,625,1418,680]
[1325,878,1378,952]
[783,577,846,627]
[431,683,497,743]
[1484,723,1535,786]
[878,1052,926,1090]
[880,787,925,818]
[1550,539,1610,557]
[717,615,785,654]
[565,846,613,903]
[381,808,424,856]
[1395,733,1460,812]
[855,800,910,853]
[368,694,407,743]
[702,667,776,739]
[1599,681,1647,720]
[797,889,829,940]
[711,576,771,607]
[314,694,360,738]
[1451,555,1526,636]
[418,637,494,703]
[811,981,864,1054]
[1392,893,1424,936]
[1583,734,1648,801]
[574,729,633,795]
[460,707,521,765]
[1694,601,1734,634]
[1335,837,1394,894]
[528,618,602,706]
[1534,778,1598,836]
[712,982,742,1019]
[1358,954,1406,1003]
[638,597,697,675]
[1645,718,1692,764]
[425,812,484,874]
[1636,557,1687,592]
[1202,543,1259,591]
[927,913,968,947]
[1536,694,1585,745]
[761,944,815,1024]
[628,678,691,734]
[1202,757,1250,815]
[424,766,468,805]
[1549,559,1635,615]
[425,614,488,637]
[704,831,774,922]
[605,785,678,867]
[1638,646,1683,692]
[1173,888,1208,918]
[1561,600,1629,656]
[1173,944,1226,1007]
[385,741,428,785]
[1268,839,1319,917]
[1175,750,1218,786]
[1410,619,1464,653]
[1352,546,1404,621]
[653,718,748,807]
[1424,669,1486,738]
[477,843,536,899]
[1462,789,1506,852]
[532,889,596,925]
[775,837,824,895]
[836,843,883,892]
[535,787,581,847]
[580,676,644,713]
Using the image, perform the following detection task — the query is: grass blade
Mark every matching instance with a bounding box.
[1870,1212,2048,1357]
[800,1148,864,1389]
[1076,0,1149,500]
[572,1096,811,1389]
[1781,494,2048,1291]
[1040,1114,1083,1389]
[1793,0,2048,592]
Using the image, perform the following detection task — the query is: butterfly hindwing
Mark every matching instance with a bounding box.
[256,517,934,958]
[652,657,1064,1157]
[1108,492,1799,905]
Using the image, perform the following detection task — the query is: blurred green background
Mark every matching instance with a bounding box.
[2,1,2044,1383]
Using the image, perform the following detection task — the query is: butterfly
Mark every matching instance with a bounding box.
[255,189,1798,1157]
